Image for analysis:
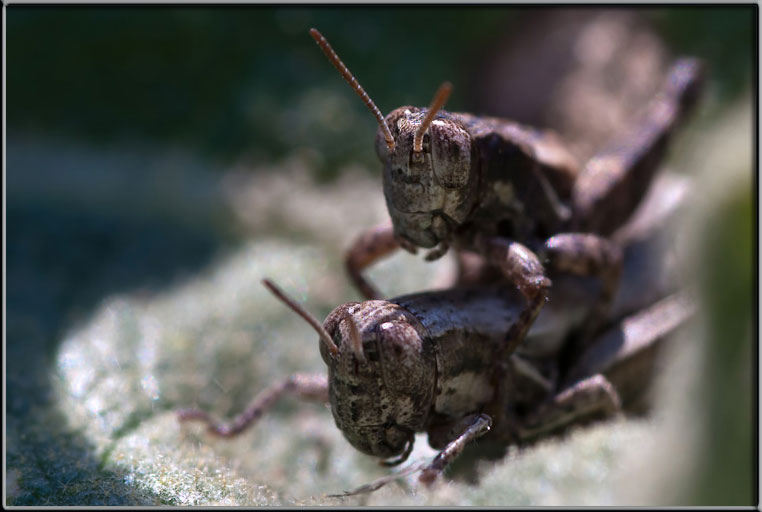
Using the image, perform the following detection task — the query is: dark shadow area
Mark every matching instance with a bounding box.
[6,393,161,505]
[6,199,230,504]
[7,203,226,356]
[6,6,516,181]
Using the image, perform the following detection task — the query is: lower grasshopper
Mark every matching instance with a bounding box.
[178,171,692,494]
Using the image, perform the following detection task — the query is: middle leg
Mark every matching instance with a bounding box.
[344,223,402,300]
[543,232,624,345]
[479,235,553,357]
[177,373,328,438]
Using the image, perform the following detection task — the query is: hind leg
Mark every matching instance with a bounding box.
[517,374,622,442]
[572,59,704,235]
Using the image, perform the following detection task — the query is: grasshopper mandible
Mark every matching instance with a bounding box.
[309,28,703,352]
[177,171,692,492]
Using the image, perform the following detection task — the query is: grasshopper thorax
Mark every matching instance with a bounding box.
[321,300,436,461]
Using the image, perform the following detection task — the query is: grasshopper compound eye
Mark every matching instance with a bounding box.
[429,118,473,189]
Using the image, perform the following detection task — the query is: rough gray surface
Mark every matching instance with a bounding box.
[50,234,663,506]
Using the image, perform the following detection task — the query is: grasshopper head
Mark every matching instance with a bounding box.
[308,29,478,252]
[320,301,436,462]
[376,102,479,250]
[262,279,436,463]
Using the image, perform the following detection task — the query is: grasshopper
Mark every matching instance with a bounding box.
[177,170,693,493]
[309,28,703,352]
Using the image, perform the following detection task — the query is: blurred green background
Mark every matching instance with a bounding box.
[8,7,754,173]
[5,6,755,506]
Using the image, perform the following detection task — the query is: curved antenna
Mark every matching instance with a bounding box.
[309,28,396,151]
[413,81,452,153]
[261,278,339,356]
[344,314,366,363]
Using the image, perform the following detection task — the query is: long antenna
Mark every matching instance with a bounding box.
[309,28,396,151]
[414,82,452,153]
[261,278,339,356]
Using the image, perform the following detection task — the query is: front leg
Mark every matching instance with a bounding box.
[344,223,402,300]
[177,373,328,438]
[419,413,493,486]
[332,413,494,495]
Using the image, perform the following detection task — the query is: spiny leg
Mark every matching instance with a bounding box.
[571,58,704,236]
[344,223,402,300]
[419,413,493,486]
[177,373,328,438]
[517,374,622,442]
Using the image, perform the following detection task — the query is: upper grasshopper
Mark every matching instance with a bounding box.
[310,28,703,353]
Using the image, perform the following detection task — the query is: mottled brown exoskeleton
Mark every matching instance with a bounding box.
[309,28,703,352]
[178,171,693,494]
